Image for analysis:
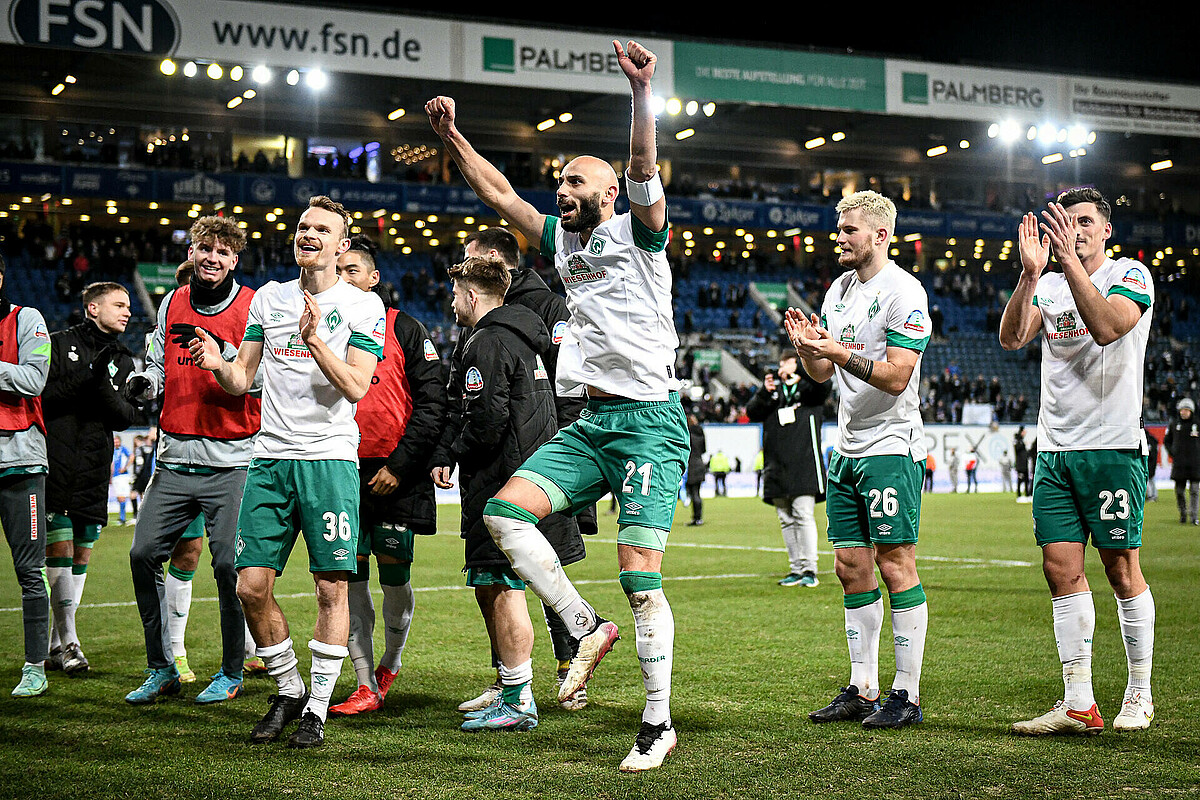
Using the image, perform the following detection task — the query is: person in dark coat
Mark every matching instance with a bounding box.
[42,281,140,673]
[684,414,707,525]
[430,256,583,729]
[746,350,831,587]
[442,227,593,712]
[1013,425,1031,499]
[1164,398,1199,524]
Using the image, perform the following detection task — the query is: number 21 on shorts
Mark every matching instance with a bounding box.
[623,460,652,495]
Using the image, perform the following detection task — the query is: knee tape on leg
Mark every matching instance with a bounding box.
[844,588,883,609]
[619,570,662,595]
[889,584,926,610]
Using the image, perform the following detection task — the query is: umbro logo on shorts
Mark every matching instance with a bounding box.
[624,501,643,515]
[333,548,350,559]
[1109,528,1126,539]
[877,524,893,533]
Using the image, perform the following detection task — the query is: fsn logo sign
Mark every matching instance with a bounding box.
[9,0,181,55]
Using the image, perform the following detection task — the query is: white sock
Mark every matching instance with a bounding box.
[48,566,77,647]
[1052,591,1096,709]
[165,572,193,659]
[630,589,674,726]
[498,659,534,708]
[845,597,883,701]
[346,580,377,691]
[485,513,596,638]
[891,603,928,704]
[380,581,415,673]
[305,639,349,721]
[1116,587,1155,698]
[244,621,257,660]
[258,637,305,698]
[71,570,88,643]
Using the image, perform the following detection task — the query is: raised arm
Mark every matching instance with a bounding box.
[1040,203,1144,346]
[999,212,1046,350]
[615,40,667,233]
[426,96,546,245]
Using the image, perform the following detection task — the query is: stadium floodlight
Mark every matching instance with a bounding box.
[558,112,573,123]
[388,108,405,121]
[1150,159,1173,171]
[650,95,667,116]
[65,75,76,83]
[926,145,948,157]
[286,69,300,86]
[207,63,222,80]
[537,119,556,131]
[666,97,682,115]
[1065,125,1088,148]
[183,61,198,78]
[685,100,698,116]
[998,119,1021,143]
[1042,152,1063,164]
[230,66,243,81]
[305,69,328,90]
[242,89,256,99]
[676,128,695,140]
[832,131,846,141]
[51,83,65,95]
[1037,124,1057,145]
[227,97,243,109]
[702,102,716,116]
[959,139,970,149]
[252,65,272,84]
[805,137,826,150]
[987,123,999,139]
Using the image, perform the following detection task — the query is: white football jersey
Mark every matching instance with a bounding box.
[244,278,385,461]
[540,212,679,401]
[820,261,930,459]
[1033,257,1153,452]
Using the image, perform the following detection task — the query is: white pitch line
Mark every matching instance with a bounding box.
[588,537,1034,568]
[0,545,1031,613]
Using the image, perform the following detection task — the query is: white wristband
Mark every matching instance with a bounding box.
[624,169,664,206]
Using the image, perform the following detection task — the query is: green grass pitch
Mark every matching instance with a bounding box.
[1,493,1197,799]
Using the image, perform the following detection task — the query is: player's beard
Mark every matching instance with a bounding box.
[561,191,603,233]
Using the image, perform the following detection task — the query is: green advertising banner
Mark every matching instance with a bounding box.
[674,42,886,111]
[755,283,790,310]
[692,348,722,372]
[138,262,178,295]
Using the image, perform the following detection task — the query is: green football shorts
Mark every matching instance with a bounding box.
[356,522,415,562]
[180,515,205,540]
[513,392,688,551]
[234,458,360,574]
[466,566,526,590]
[825,452,924,548]
[1033,449,1146,548]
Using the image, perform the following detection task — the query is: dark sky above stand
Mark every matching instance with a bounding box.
[372,4,1200,85]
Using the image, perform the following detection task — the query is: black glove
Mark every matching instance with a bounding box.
[122,374,152,404]
[169,323,226,352]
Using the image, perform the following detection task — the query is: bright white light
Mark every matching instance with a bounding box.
[387,108,405,121]
[252,65,272,84]
[676,128,695,140]
[286,69,300,86]
[666,97,682,115]
[305,69,328,91]
[183,61,198,78]
[999,120,1021,143]
[207,63,223,80]
[685,100,698,116]
[1038,124,1057,145]
[959,139,970,149]
[1067,125,1088,148]
[649,95,667,116]
[230,65,243,81]
[160,59,176,76]
[702,102,716,117]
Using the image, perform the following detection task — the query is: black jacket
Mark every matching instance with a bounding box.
[436,304,584,570]
[360,309,447,536]
[1165,414,1200,481]
[43,320,140,524]
[745,372,832,503]
[685,422,707,486]
[445,268,585,432]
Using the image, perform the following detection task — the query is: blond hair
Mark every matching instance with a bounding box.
[835,191,897,236]
[189,215,247,253]
[307,195,352,239]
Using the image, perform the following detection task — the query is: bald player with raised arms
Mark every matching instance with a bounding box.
[427,40,686,771]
